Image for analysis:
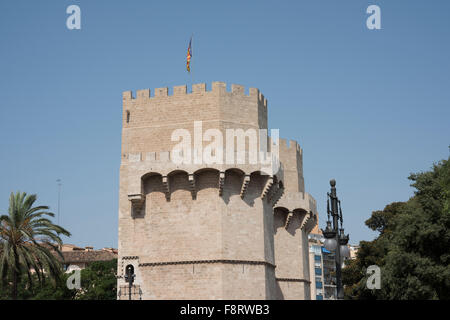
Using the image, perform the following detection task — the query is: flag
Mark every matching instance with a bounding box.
[186,37,192,72]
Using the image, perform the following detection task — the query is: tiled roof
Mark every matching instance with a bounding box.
[60,250,117,263]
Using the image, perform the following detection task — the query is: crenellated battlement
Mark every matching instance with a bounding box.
[122,82,268,108]
[277,138,302,154]
[267,137,302,156]
[275,138,304,193]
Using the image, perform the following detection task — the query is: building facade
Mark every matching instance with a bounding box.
[60,244,118,273]
[117,82,318,299]
[308,233,337,300]
[308,232,358,300]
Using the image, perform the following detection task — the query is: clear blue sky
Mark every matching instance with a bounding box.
[1,0,449,249]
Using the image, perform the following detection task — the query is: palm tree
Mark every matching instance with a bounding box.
[0,191,71,299]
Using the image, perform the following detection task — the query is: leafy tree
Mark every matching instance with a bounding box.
[343,155,450,299]
[382,159,450,299]
[31,273,77,300]
[0,260,118,300]
[76,259,117,300]
[0,272,76,300]
[365,202,406,236]
[0,192,71,299]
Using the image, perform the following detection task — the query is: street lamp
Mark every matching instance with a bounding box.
[321,179,349,300]
[124,264,135,300]
[323,220,337,251]
[339,229,350,260]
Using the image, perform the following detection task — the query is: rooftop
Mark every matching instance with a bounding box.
[58,243,118,263]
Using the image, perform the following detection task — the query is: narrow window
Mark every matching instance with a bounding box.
[126,110,130,123]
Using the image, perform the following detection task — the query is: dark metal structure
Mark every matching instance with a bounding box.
[322,179,349,300]
[124,264,135,300]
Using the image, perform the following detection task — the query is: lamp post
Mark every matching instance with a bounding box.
[124,265,135,300]
[321,179,349,300]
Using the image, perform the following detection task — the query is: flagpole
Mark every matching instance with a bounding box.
[190,33,194,89]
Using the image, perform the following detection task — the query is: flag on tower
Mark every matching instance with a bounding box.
[186,36,192,72]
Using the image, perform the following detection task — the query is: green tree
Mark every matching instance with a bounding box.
[76,259,117,300]
[343,156,450,299]
[0,191,71,299]
[343,202,407,299]
[0,272,76,300]
[382,159,450,299]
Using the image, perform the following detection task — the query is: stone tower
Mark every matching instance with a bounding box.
[117,82,317,299]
